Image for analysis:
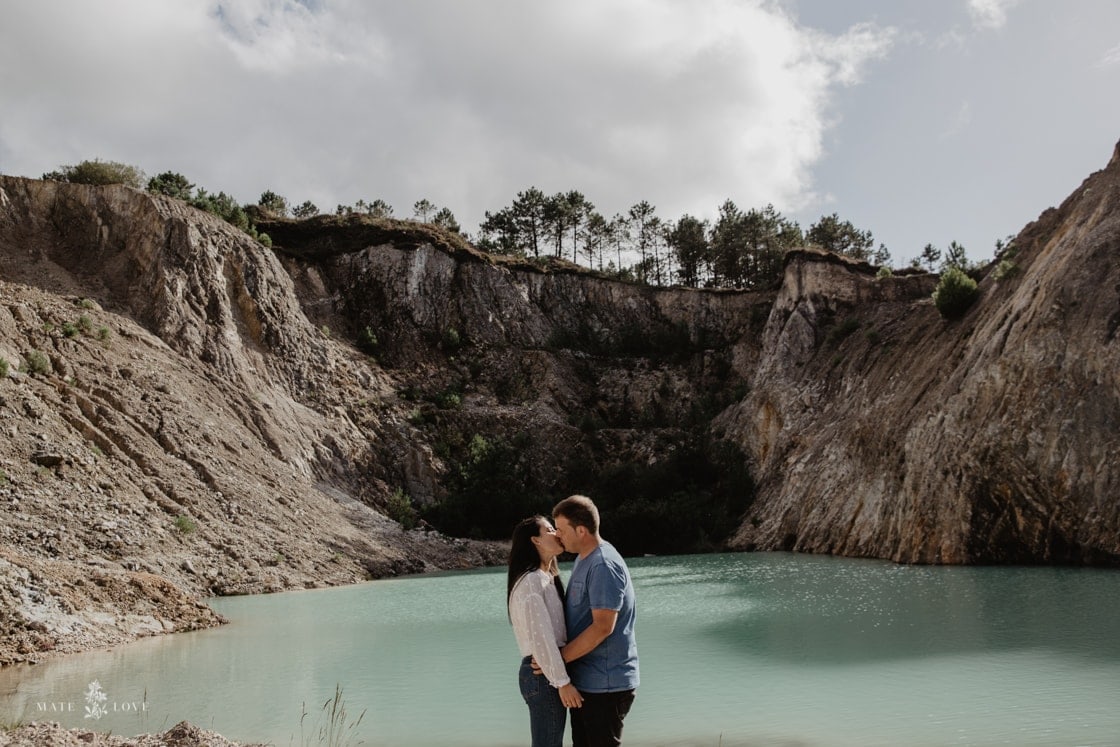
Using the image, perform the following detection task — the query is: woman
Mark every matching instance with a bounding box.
[508,515,583,747]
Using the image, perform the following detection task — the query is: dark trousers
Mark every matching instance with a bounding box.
[570,689,636,747]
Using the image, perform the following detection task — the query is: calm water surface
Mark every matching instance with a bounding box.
[3,552,1119,746]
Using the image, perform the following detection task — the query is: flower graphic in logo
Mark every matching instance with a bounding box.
[84,680,108,720]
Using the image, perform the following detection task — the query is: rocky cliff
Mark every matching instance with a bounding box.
[0,174,764,665]
[1,140,1118,664]
[722,141,1120,564]
[0,178,507,664]
[255,210,767,526]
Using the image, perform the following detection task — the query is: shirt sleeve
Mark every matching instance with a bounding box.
[516,591,571,688]
[587,558,626,611]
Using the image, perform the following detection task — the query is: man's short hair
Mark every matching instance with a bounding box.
[553,494,600,535]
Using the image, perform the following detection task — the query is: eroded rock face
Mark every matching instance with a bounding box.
[0,178,506,664]
[722,142,1120,564]
[262,215,769,545]
[1,139,1118,665]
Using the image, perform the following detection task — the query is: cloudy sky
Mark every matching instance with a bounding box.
[1,0,1118,266]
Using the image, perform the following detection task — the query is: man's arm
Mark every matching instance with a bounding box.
[560,608,618,664]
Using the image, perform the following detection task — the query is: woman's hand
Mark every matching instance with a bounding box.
[558,683,583,709]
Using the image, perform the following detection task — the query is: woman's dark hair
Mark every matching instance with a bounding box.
[507,516,564,620]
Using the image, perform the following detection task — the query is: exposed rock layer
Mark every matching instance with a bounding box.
[723,141,1120,564]
[0,178,505,665]
[1,140,1119,666]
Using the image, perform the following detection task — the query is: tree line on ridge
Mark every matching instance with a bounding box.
[38,158,990,293]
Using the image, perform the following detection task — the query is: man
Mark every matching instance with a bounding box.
[551,494,639,747]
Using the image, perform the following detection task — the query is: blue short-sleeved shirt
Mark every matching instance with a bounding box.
[565,541,639,693]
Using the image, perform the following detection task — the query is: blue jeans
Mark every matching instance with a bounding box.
[519,655,567,747]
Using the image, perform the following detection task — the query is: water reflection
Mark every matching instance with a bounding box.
[670,553,1120,666]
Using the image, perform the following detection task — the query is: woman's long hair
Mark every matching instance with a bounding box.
[507,516,564,620]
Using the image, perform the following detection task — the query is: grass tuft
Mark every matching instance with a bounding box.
[295,684,366,747]
[174,514,197,535]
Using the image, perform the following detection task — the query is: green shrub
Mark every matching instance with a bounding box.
[61,321,80,338]
[258,190,289,217]
[43,159,145,189]
[933,267,980,319]
[423,430,755,554]
[356,326,378,354]
[385,488,418,530]
[97,326,112,343]
[292,200,320,219]
[572,438,755,555]
[23,350,50,376]
[435,390,462,410]
[442,327,462,351]
[147,171,195,200]
[0,357,7,379]
[994,259,1019,280]
[174,515,197,535]
[876,266,892,279]
[191,189,248,228]
[423,433,546,539]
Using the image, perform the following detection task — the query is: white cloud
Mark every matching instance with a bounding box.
[932,27,968,51]
[0,0,896,232]
[213,0,385,72]
[813,22,897,86]
[966,0,1023,30]
[1096,42,1120,68]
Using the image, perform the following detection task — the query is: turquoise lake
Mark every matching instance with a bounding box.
[3,552,1119,746]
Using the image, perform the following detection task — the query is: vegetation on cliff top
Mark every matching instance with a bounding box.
[42,158,995,293]
[933,267,980,319]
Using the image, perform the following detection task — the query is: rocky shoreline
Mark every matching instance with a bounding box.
[0,531,505,667]
[0,720,264,746]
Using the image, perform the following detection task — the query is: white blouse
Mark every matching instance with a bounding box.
[509,568,570,688]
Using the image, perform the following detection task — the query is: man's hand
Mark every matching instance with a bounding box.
[530,656,542,676]
[558,683,583,709]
